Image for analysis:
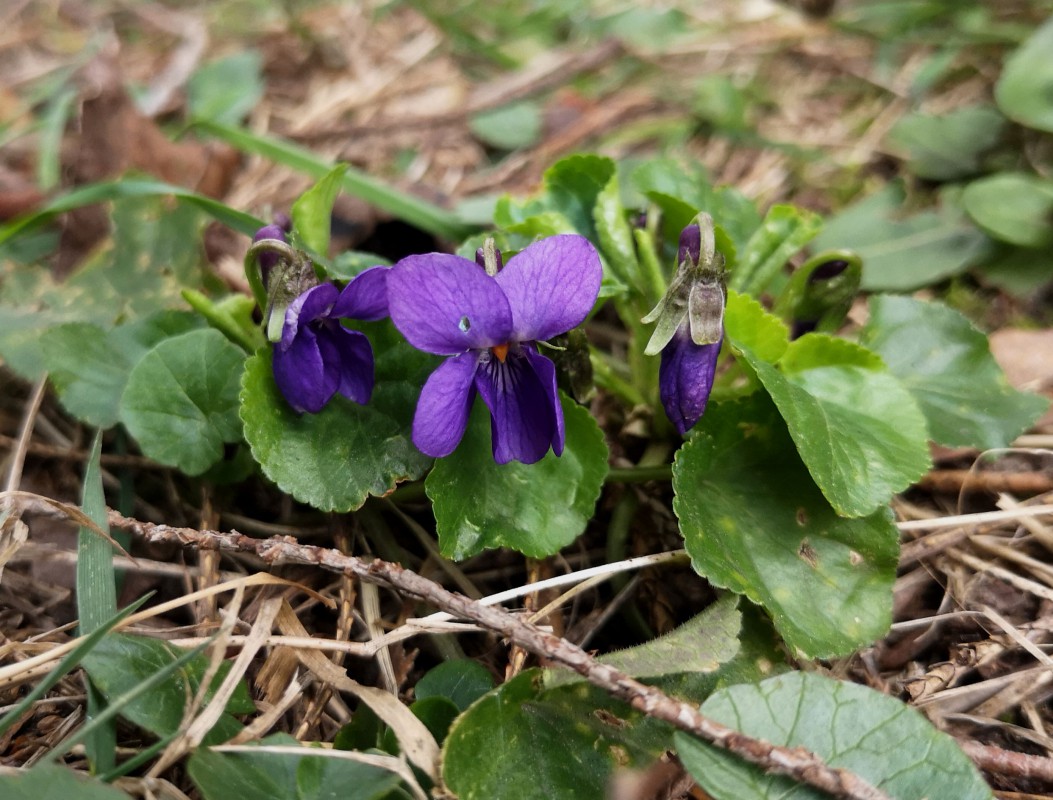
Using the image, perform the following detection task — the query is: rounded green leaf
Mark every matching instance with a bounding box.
[239,349,432,513]
[442,671,665,800]
[425,394,608,560]
[673,396,898,658]
[676,672,992,800]
[415,660,495,712]
[729,334,931,518]
[0,765,131,800]
[41,312,202,428]
[119,328,246,475]
[812,185,990,291]
[962,173,1053,249]
[469,101,543,150]
[724,290,788,364]
[189,734,401,800]
[861,294,1048,450]
[885,105,1005,181]
[996,15,1053,133]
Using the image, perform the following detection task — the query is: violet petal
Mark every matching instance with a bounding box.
[475,347,557,465]
[493,234,602,342]
[659,326,722,435]
[279,283,340,352]
[524,346,565,456]
[388,253,513,355]
[272,327,338,414]
[332,266,390,322]
[412,353,479,458]
[319,326,374,405]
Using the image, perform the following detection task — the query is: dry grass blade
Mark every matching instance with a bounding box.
[274,602,439,783]
[0,573,329,690]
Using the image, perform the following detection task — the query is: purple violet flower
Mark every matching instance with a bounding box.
[387,234,602,465]
[643,216,726,435]
[273,267,389,414]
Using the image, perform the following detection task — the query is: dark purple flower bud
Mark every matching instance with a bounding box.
[643,214,727,434]
[388,235,602,464]
[677,223,702,269]
[273,212,293,233]
[253,224,287,288]
[272,267,389,414]
[659,327,722,435]
[807,259,849,284]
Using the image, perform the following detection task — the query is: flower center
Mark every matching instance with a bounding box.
[490,342,510,363]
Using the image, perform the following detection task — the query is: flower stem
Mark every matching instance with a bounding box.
[606,463,673,483]
[590,351,646,408]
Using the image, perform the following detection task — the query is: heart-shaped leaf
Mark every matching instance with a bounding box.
[673,396,898,658]
[426,394,608,560]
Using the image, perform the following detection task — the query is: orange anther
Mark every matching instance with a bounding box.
[491,343,509,363]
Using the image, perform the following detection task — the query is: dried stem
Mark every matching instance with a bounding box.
[15,495,890,800]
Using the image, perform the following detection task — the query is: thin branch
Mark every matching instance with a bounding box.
[88,508,890,800]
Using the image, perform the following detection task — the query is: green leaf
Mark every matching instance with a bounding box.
[728,204,821,297]
[0,178,264,244]
[996,15,1053,133]
[962,172,1053,249]
[813,185,990,291]
[593,170,640,289]
[291,164,349,257]
[415,660,495,712]
[724,290,788,364]
[41,312,201,428]
[0,765,131,800]
[426,394,608,560]
[885,105,1005,181]
[543,154,617,242]
[546,595,741,688]
[976,245,1053,298]
[189,735,402,800]
[77,433,118,772]
[442,634,767,800]
[469,101,543,150]
[187,52,264,125]
[729,333,931,518]
[83,633,253,744]
[441,671,665,800]
[673,396,898,658]
[119,329,246,475]
[239,321,434,512]
[676,672,993,800]
[861,295,1048,450]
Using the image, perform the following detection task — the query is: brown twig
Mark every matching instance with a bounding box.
[917,469,1053,497]
[960,740,1053,784]
[69,507,891,800]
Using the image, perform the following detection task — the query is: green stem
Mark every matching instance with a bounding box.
[590,351,646,408]
[194,120,478,243]
[633,227,667,308]
[606,464,673,484]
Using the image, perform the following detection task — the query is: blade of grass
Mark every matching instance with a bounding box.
[77,432,118,773]
[42,639,213,765]
[36,88,77,191]
[194,120,479,242]
[0,595,151,740]
[0,179,265,245]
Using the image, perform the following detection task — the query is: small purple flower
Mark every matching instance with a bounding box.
[643,216,726,435]
[659,329,722,435]
[253,223,287,288]
[388,235,602,465]
[273,267,389,414]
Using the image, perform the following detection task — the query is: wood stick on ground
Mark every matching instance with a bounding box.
[87,508,891,800]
